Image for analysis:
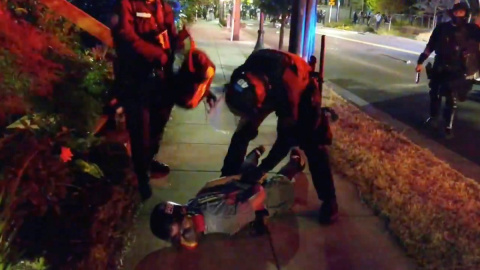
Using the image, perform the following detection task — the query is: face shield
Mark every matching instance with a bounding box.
[449,2,470,25]
[206,89,241,135]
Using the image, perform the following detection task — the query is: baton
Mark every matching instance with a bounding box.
[415,72,420,84]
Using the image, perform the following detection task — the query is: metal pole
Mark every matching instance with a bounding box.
[319,35,326,85]
[254,12,265,51]
[303,0,317,60]
[328,4,332,23]
[336,0,340,22]
[232,0,241,40]
[288,0,307,54]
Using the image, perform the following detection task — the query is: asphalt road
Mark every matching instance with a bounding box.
[241,21,480,169]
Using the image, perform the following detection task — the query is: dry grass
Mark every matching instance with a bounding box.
[327,90,480,269]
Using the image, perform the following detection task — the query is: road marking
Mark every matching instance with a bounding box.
[319,33,424,56]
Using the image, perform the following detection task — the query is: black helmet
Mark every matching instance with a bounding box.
[150,201,186,241]
[225,68,269,118]
[450,2,470,18]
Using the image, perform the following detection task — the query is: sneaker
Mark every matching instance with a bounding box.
[318,199,339,224]
[150,160,170,178]
[139,182,153,201]
[290,148,306,171]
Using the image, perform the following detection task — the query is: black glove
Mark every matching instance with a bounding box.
[240,167,265,184]
[205,92,217,112]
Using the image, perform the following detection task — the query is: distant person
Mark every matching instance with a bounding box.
[375,12,382,30]
[353,11,358,24]
[359,11,364,24]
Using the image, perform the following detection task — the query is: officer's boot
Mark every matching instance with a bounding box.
[424,89,441,128]
[443,95,457,139]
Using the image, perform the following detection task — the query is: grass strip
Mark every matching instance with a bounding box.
[327,89,480,269]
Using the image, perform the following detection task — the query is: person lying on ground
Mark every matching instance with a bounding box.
[149,146,306,249]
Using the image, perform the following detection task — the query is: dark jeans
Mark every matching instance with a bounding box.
[221,116,336,202]
[121,75,174,185]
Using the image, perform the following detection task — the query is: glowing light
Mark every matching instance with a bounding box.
[305,1,317,60]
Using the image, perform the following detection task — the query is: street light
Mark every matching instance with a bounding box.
[254,11,265,51]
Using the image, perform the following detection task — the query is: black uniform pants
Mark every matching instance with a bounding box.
[221,117,336,202]
[428,77,472,129]
[121,75,174,184]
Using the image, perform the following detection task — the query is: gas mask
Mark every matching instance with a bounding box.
[179,216,200,249]
[452,15,468,26]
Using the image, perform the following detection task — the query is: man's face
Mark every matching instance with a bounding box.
[454,9,466,18]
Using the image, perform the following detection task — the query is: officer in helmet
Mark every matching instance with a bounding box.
[150,147,306,248]
[416,2,480,137]
[220,49,338,224]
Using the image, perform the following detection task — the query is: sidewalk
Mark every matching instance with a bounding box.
[122,20,416,270]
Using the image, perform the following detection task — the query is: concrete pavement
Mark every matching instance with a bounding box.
[241,20,480,182]
[121,20,415,270]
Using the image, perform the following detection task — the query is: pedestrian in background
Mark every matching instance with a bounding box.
[375,12,382,30]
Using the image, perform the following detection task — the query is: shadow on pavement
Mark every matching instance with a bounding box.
[330,78,480,168]
[134,215,300,270]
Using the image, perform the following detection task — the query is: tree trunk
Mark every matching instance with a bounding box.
[279,13,287,50]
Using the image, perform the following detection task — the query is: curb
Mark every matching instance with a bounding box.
[468,89,480,102]
[325,80,480,183]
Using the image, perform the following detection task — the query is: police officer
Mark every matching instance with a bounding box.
[112,0,181,200]
[416,2,480,137]
[220,49,338,224]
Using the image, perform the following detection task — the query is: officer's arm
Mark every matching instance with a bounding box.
[258,119,296,173]
[469,23,480,42]
[117,0,168,64]
[418,26,440,65]
[256,62,308,173]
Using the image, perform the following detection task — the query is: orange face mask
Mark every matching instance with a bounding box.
[180,216,199,249]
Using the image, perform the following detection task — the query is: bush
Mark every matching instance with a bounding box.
[0,2,139,269]
[328,88,480,269]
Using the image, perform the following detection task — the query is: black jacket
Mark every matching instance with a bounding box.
[418,22,480,78]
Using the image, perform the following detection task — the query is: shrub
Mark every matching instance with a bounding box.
[0,2,138,269]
